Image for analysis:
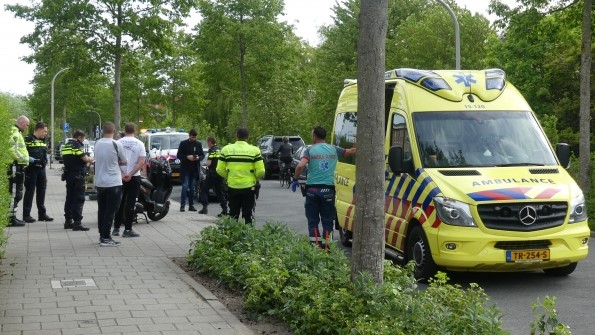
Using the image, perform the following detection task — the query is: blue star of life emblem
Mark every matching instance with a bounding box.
[454,73,477,87]
[319,160,329,171]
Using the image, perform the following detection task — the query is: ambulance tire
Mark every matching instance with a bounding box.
[407,225,438,280]
[543,262,577,276]
[338,227,352,247]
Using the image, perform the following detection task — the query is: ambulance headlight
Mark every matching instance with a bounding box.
[434,197,477,227]
[569,193,587,223]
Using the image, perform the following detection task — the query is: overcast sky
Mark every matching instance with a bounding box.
[0,0,515,96]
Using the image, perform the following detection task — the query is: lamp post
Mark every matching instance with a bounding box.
[86,110,101,139]
[50,67,69,169]
[435,0,460,70]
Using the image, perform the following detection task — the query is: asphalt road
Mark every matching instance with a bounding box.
[172,179,595,335]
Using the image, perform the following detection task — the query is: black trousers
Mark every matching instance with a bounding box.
[7,165,25,217]
[114,176,141,231]
[199,175,227,212]
[64,173,85,222]
[228,187,256,224]
[97,186,123,239]
[23,166,48,218]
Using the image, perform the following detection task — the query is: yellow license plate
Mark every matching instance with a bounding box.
[506,249,550,263]
[171,172,180,177]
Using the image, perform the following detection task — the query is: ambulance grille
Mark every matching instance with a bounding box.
[477,202,567,232]
[494,240,551,250]
[529,168,559,174]
[438,170,481,176]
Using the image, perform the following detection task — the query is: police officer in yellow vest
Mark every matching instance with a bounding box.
[22,122,54,223]
[199,136,228,216]
[8,116,30,227]
[216,128,264,225]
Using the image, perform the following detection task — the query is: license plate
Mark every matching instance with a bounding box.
[506,249,550,263]
[171,172,180,177]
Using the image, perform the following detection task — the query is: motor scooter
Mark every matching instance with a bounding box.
[136,157,173,222]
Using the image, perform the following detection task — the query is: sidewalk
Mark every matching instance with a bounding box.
[0,164,254,335]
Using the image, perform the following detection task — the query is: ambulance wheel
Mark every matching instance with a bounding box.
[543,262,577,276]
[407,225,438,280]
[338,227,352,247]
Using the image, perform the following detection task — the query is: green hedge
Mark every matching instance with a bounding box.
[0,95,17,257]
[189,219,512,334]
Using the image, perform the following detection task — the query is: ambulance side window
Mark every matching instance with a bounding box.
[391,114,411,160]
[333,112,357,165]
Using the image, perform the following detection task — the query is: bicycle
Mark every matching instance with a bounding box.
[279,161,293,188]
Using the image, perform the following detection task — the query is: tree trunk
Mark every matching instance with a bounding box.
[113,3,123,131]
[351,0,388,284]
[578,0,592,194]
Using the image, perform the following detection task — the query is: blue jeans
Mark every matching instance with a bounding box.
[304,186,336,247]
[180,170,198,207]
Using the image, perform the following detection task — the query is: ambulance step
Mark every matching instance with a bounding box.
[385,247,405,262]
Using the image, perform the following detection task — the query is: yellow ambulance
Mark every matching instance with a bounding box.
[332,68,589,279]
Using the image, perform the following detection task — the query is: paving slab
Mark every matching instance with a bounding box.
[1,163,253,335]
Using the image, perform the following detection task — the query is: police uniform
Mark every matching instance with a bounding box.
[8,124,29,226]
[61,139,88,229]
[199,144,228,215]
[23,133,52,222]
[216,141,265,224]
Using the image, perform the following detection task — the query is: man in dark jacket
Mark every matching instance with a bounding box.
[177,129,204,212]
[23,122,53,223]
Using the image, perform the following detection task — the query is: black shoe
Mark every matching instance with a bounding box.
[9,218,26,227]
[99,238,121,247]
[180,205,185,212]
[23,216,36,223]
[198,206,208,214]
[72,222,90,231]
[38,214,54,222]
[112,228,120,236]
[64,219,73,229]
[122,229,140,238]
[188,205,197,212]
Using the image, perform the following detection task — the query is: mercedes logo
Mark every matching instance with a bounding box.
[519,206,538,226]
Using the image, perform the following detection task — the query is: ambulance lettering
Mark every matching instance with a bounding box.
[472,178,555,187]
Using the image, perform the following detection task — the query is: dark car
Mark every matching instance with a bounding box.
[257,135,305,179]
[54,141,64,163]
[291,145,310,179]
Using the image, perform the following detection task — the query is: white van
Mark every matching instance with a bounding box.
[138,128,189,180]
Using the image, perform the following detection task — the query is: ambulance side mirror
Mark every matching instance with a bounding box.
[388,146,414,174]
[555,143,570,169]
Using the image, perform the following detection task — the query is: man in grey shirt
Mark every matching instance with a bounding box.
[94,122,127,247]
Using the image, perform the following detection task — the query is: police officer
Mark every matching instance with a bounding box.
[61,130,94,231]
[198,136,228,216]
[7,116,30,227]
[216,128,264,225]
[22,122,53,223]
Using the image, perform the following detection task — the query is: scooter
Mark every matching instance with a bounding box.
[136,157,173,222]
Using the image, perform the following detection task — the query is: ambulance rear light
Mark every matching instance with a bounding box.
[434,197,477,227]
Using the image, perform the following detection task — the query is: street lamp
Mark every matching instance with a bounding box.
[435,0,460,70]
[50,67,69,168]
[86,110,101,139]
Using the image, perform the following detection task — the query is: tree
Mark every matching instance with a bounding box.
[578,0,592,193]
[351,0,388,284]
[195,0,285,131]
[6,0,194,130]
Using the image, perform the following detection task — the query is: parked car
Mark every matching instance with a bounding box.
[291,145,310,179]
[138,128,191,182]
[54,141,64,163]
[256,135,305,179]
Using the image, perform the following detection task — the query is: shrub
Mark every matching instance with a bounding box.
[0,95,18,258]
[189,218,517,334]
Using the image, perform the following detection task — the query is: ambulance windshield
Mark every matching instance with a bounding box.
[413,111,558,168]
